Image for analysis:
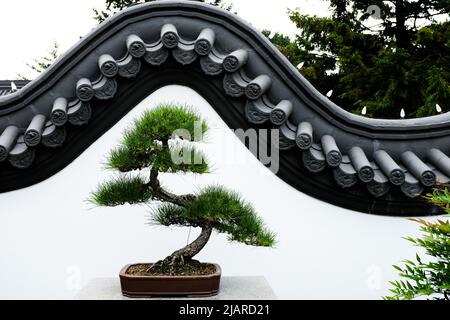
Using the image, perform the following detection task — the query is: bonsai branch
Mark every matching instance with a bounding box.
[148,168,196,207]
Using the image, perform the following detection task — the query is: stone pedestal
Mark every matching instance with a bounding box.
[75,276,277,300]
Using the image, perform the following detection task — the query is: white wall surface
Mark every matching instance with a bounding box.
[0,86,437,300]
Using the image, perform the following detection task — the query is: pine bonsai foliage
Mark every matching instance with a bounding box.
[386,186,450,300]
[90,104,275,272]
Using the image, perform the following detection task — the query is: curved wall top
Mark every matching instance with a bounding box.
[0,0,448,216]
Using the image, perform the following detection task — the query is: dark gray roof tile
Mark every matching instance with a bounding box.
[401,151,436,187]
[296,122,313,150]
[161,24,179,49]
[41,122,66,148]
[245,74,271,100]
[0,126,20,161]
[99,54,119,78]
[200,48,225,76]
[126,34,146,58]
[427,163,450,184]
[367,163,390,197]
[321,135,342,167]
[76,78,94,102]
[427,148,450,178]
[8,136,35,169]
[50,98,69,127]
[374,150,405,186]
[303,144,326,173]
[270,100,293,126]
[24,114,46,147]
[223,49,249,73]
[278,121,296,150]
[195,28,215,56]
[144,40,169,66]
[117,54,141,78]
[68,100,92,126]
[245,98,272,124]
[401,171,424,198]
[334,155,358,188]
[349,146,374,183]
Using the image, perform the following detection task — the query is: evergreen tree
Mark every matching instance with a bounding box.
[90,104,275,273]
[94,0,233,23]
[17,42,60,80]
[268,1,450,119]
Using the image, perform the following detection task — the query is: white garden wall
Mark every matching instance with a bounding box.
[0,86,436,300]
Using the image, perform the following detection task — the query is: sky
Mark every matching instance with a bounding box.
[0,0,331,79]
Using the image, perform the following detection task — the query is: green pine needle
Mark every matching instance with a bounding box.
[151,203,194,227]
[107,146,143,172]
[90,175,153,207]
[105,104,209,174]
[151,185,276,248]
[123,103,208,151]
[106,143,209,174]
[152,143,209,174]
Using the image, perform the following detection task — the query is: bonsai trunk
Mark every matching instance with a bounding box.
[169,225,213,264]
[147,165,213,271]
[150,225,213,271]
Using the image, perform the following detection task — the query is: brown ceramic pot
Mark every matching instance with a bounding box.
[119,263,222,298]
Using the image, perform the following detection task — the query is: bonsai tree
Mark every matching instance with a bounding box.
[386,187,450,300]
[90,104,275,274]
